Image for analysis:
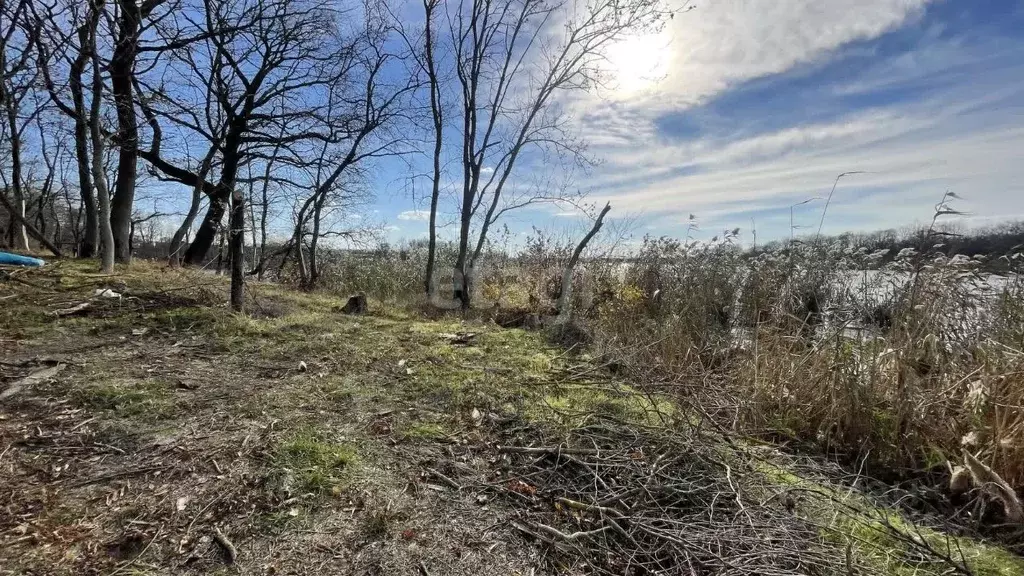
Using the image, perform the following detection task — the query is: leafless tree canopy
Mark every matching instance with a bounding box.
[1,0,664,309]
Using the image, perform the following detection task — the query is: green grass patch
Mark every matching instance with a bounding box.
[752,461,1024,576]
[401,421,451,442]
[273,428,357,495]
[836,512,1024,576]
[73,378,175,419]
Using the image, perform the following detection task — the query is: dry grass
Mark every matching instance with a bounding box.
[3,259,1021,575]
[287,224,1024,506]
[303,223,1024,536]
[594,240,1024,492]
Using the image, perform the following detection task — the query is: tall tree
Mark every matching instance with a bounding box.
[422,0,443,298]
[136,0,352,267]
[108,0,166,262]
[0,0,36,251]
[445,0,663,308]
[90,0,114,272]
[132,0,414,306]
[30,0,102,257]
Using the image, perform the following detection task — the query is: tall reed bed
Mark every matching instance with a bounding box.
[586,229,1024,494]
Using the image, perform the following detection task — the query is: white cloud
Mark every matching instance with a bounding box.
[632,0,933,107]
[585,82,1024,238]
[397,210,431,221]
[575,0,936,146]
[560,2,1024,240]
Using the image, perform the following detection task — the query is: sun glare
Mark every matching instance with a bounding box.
[603,32,670,97]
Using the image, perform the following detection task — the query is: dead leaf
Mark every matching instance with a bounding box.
[507,480,537,496]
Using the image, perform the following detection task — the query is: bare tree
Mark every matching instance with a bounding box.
[108,0,170,263]
[30,0,103,257]
[0,0,37,251]
[391,0,446,297]
[29,105,66,250]
[286,21,419,290]
[557,201,610,318]
[90,0,114,272]
[131,0,414,307]
[422,0,444,298]
[443,0,662,308]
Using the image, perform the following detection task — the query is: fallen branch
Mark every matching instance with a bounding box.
[497,445,606,456]
[48,302,91,317]
[555,497,624,518]
[69,416,98,431]
[513,519,611,544]
[427,467,461,490]
[69,465,165,488]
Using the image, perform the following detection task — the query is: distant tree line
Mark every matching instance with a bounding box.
[755,220,1024,272]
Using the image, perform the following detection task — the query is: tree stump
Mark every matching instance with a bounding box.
[340,292,367,314]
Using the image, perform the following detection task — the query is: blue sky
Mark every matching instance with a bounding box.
[379,0,1024,246]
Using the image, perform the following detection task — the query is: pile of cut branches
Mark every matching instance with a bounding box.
[481,418,983,575]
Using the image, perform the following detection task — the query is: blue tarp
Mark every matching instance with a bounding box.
[0,252,45,267]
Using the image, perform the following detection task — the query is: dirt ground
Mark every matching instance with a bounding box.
[2,261,1022,576]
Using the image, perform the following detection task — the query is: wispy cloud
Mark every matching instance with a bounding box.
[570,0,1024,240]
[397,210,431,221]
[597,0,933,108]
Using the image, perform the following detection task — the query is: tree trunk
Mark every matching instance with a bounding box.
[70,8,99,258]
[557,202,611,318]
[183,194,226,265]
[0,191,62,256]
[305,193,327,290]
[5,101,29,252]
[35,193,47,240]
[168,151,215,265]
[423,0,442,298]
[74,117,99,257]
[183,116,245,266]
[453,192,474,309]
[229,188,245,312]
[109,0,149,263]
[168,185,203,264]
[90,26,114,274]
